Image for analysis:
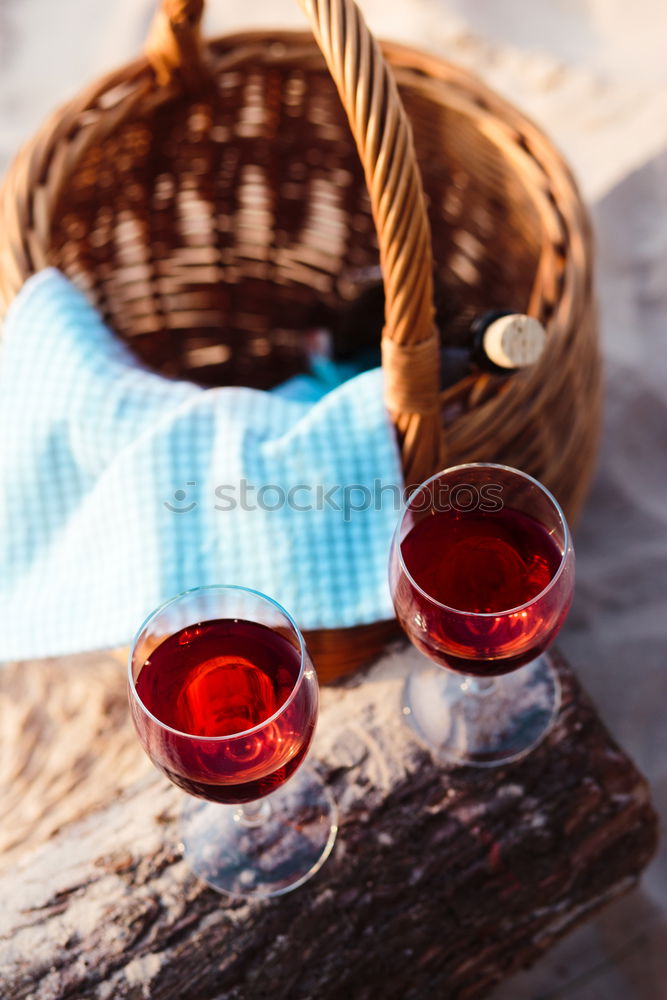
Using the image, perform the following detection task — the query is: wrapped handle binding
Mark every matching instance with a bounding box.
[145,0,444,485]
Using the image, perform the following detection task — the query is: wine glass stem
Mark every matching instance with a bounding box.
[235,799,272,828]
[460,675,496,696]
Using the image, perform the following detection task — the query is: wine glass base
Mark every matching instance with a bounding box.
[180,766,337,898]
[402,654,561,767]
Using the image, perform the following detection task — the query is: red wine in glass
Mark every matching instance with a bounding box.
[389,463,575,765]
[397,507,567,676]
[135,619,315,804]
[128,585,336,897]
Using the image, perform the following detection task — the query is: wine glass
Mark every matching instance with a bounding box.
[389,463,575,766]
[128,585,337,897]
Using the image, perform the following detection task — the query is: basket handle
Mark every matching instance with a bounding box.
[145,0,444,484]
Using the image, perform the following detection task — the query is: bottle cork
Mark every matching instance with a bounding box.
[480,313,546,371]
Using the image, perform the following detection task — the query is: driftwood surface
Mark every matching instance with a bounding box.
[0,645,658,1000]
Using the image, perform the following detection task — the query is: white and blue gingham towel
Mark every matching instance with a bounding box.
[0,269,403,659]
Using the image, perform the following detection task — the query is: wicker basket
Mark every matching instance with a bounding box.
[0,0,601,682]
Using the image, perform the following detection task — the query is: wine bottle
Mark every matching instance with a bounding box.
[327,282,546,389]
[440,310,547,386]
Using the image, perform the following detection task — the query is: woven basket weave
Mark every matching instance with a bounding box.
[0,0,601,682]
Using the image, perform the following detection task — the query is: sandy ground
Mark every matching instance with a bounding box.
[1,1,666,996]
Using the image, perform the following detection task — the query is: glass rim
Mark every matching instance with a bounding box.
[395,462,573,618]
[127,584,308,742]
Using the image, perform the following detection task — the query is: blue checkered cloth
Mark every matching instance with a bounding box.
[0,269,403,659]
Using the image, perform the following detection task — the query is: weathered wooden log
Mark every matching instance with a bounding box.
[0,646,658,999]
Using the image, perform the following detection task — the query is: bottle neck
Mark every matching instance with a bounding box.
[470,310,517,374]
